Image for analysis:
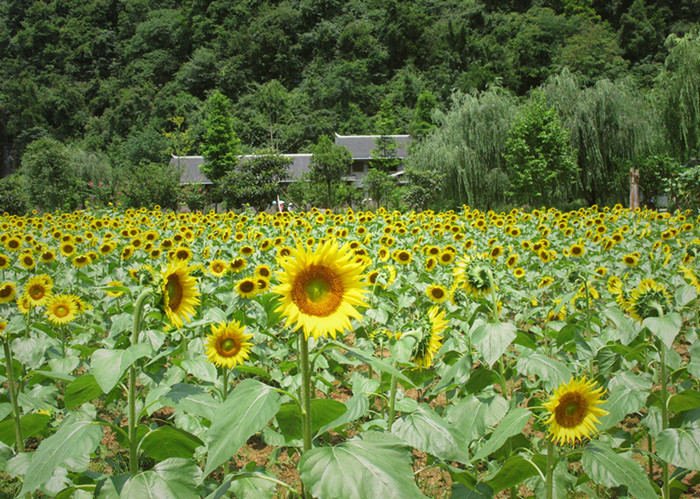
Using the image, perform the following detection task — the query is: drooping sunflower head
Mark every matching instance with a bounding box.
[411,306,448,369]
[204,320,254,369]
[273,240,369,340]
[680,262,700,292]
[626,278,672,323]
[369,328,394,346]
[453,255,495,297]
[544,377,608,446]
[159,261,200,329]
[106,280,125,297]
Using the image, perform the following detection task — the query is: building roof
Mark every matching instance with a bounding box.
[334,134,412,160]
[170,154,312,185]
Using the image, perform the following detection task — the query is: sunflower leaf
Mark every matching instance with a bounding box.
[391,404,470,464]
[472,407,530,462]
[90,343,152,394]
[276,399,347,441]
[486,455,541,493]
[471,322,516,367]
[121,458,202,499]
[515,352,572,390]
[140,425,204,461]
[203,379,281,477]
[598,372,652,431]
[581,442,657,499]
[64,374,103,410]
[656,428,700,471]
[446,394,509,442]
[643,313,682,350]
[299,432,427,499]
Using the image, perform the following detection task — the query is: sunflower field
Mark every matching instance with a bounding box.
[0,204,699,498]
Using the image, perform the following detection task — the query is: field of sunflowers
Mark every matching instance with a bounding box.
[0,204,699,498]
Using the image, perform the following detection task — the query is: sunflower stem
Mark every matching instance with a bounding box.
[3,336,23,453]
[487,270,498,323]
[298,334,312,453]
[659,340,670,499]
[545,438,555,499]
[128,288,152,475]
[387,371,399,431]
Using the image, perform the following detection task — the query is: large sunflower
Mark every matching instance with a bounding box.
[273,240,369,340]
[544,377,608,446]
[411,305,448,369]
[453,255,495,297]
[160,261,200,328]
[204,320,254,369]
[626,278,672,322]
[24,275,53,306]
[45,294,79,325]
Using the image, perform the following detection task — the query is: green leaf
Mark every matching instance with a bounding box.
[603,306,641,345]
[515,352,572,390]
[299,432,427,499]
[473,407,530,462]
[643,313,682,350]
[668,390,700,414]
[140,425,204,461]
[598,372,652,431]
[228,467,277,499]
[471,322,516,367]
[121,458,202,499]
[0,413,50,446]
[276,399,347,441]
[20,409,102,495]
[656,428,700,471]
[329,340,415,387]
[316,395,369,436]
[446,394,509,442]
[582,442,657,499]
[392,404,470,464]
[203,379,281,477]
[486,455,541,493]
[64,374,103,410]
[91,343,152,393]
[675,283,697,307]
[434,354,472,392]
[162,383,219,421]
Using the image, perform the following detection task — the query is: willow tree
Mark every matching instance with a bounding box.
[542,69,659,205]
[406,85,517,209]
[660,31,700,162]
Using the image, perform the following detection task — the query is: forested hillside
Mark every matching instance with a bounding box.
[0,0,699,211]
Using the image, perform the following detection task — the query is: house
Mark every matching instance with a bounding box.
[169,134,412,186]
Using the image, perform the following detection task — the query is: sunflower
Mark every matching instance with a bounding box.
[235,277,258,299]
[24,275,53,306]
[622,253,639,266]
[208,259,228,278]
[489,245,504,259]
[425,257,437,272]
[0,282,17,304]
[257,278,271,293]
[160,261,200,328]
[505,253,519,269]
[45,294,79,325]
[19,253,36,270]
[411,306,448,369]
[0,253,9,270]
[60,242,76,257]
[106,280,125,297]
[438,251,456,266]
[204,320,254,369]
[239,245,255,257]
[454,255,495,297]
[40,250,56,264]
[626,278,672,322]
[680,264,700,292]
[273,240,369,340]
[255,264,273,280]
[569,243,585,258]
[544,377,608,446]
[4,236,22,252]
[230,258,247,273]
[426,284,449,303]
[513,267,526,278]
[72,254,91,268]
[171,246,192,262]
[392,249,412,265]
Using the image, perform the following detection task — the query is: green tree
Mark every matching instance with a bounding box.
[371,98,402,172]
[309,135,352,208]
[217,152,291,211]
[201,90,240,183]
[403,166,447,211]
[409,90,438,139]
[19,137,81,211]
[504,92,578,206]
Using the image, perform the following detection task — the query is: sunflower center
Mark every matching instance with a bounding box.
[217,337,240,356]
[29,285,45,299]
[54,304,69,317]
[555,392,588,428]
[166,275,183,309]
[240,280,256,293]
[292,264,343,317]
[431,288,445,299]
[0,287,11,298]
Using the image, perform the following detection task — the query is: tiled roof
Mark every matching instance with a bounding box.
[334,134,411,160]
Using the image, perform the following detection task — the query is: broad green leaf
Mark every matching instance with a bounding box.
[656,428,700,471]
[162,383,219,421]
[603,306,641,345]
[446,394,509,442]
[643,313,682,350]
[668,390,700,414]
[392,404,470,464]
[121,458,202,499]
[107,313,132,338]
[434,354,472,392]
[516,352,572,390]
[471,322,516,367]
[276,399,347,441]
[140,425,204,461]
[299,432,427,499]
[486,455,541,493]
[91,343,152,393]
[675,283,697,307]
[0,440,12,471]
[599,372,652,431]
[582,443,656,499]
[228,466,277,499]
[0,413,50,446]
[473,407,530,462]
[64,374,102,410]
[316,395,369,436]
[21,409,102,495]
[181,357,218,383]
[11,336,47,370]
[203,379,281,477]
[464,366,499,394]
[689,343,700,380]
[329,340,415,387]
